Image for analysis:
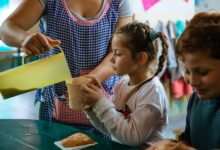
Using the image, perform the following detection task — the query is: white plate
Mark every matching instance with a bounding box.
[54,141,97,150]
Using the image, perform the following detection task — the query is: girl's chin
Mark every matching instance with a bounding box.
[113,70,120,76]
[114,73,121,76]
[113,69,125,76]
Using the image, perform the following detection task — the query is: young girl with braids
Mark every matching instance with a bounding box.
[80,22,169,147]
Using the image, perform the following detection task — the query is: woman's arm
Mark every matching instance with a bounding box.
[87,0,133,82]
[0,0,60,56]
[0,0,43,47]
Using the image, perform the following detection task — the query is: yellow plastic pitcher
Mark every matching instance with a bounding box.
[0,46,72,99]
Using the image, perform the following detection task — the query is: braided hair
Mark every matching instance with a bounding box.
[114,22,168,76]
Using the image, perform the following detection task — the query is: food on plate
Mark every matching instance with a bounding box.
[61,133,95,148]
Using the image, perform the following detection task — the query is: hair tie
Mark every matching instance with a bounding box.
[149,31,158,41]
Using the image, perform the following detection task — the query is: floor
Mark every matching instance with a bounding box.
[0,91,186,139]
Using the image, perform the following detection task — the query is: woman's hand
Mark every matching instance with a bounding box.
[80,77,103,106]
[21,32,60,56]
[146,140,195,150]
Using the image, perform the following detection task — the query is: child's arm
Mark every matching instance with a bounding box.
[90,96,162,146]
[84,107,111,136]
[81,77,123,137]
[81,79,166,146]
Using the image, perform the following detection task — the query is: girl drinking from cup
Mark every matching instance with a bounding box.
[80,22,169,147]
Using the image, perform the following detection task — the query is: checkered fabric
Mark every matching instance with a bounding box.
[52,87,112,125]
[36,0,121,138]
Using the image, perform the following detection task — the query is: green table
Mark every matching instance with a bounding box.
[0,119,139,150]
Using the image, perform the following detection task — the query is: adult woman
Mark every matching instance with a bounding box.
[0,0,133,136]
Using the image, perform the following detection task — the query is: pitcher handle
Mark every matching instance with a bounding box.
[22,45,63,65]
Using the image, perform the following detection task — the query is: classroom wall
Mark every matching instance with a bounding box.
[195,0,220,12]
[133,0,195,27]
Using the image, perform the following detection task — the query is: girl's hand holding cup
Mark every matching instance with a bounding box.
[66,76,102,110]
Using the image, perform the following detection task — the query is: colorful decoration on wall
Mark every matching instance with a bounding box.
[141,0,160,11]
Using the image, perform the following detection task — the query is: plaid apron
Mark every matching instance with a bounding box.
[37,0,121,130]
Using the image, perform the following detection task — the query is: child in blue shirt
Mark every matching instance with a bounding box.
[147,12,220,150]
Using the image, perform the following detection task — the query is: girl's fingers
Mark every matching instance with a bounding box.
[81,85,93,93]
[88,84,100,91]
[84,75,102,88]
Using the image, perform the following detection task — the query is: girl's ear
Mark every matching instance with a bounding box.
[137,51,148,65]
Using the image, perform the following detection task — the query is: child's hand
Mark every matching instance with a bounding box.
[80,81,103,106]
[83,75,102,88]
[146,140,195,150]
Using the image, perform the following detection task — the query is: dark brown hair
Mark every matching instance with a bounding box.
[176,12,220,59]
[113,22,168,76]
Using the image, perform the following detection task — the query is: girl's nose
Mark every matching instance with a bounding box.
[110,54,115,64]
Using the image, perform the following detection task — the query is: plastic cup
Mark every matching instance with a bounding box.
[66,77,92,110]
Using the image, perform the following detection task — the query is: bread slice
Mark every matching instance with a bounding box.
[61,133,95,148]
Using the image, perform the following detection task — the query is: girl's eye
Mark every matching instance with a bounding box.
[184,69,190,75]
[115,53,121,56]
[185,70,190,75]
[113,51,122,57]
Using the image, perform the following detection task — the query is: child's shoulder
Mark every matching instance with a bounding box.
[142,76,164,90]
[138,76,168,104]
[115,76,129,86]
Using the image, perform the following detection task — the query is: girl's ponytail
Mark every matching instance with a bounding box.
[154,32,168,76]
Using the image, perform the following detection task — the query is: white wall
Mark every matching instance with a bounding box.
[133,0,195,27]
[9,0,21,11]
[195,0,220,12]
[0,0,21,26]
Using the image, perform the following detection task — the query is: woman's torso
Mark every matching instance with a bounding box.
[65,0,104,19]
[39,0,121,97]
